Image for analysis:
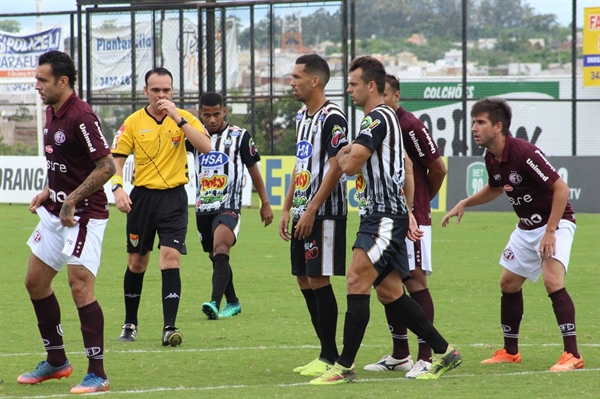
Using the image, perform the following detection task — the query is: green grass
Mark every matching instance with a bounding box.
[0,200,598,398]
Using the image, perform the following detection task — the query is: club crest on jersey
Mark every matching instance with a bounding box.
[172,136,181,148]
[509,172,522,184]
[223,137,232,148]
[296,140,313,159]
[54,129,66,145]
[199,151,229,167]
[129,233,139,247]
[331,125,347,147]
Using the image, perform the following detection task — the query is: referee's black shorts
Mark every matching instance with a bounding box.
[126,185,188,256]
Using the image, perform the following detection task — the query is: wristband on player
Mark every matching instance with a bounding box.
[111,176,124,186]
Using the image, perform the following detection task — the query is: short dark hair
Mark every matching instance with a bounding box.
[385,74,400,93]
[200,92,224,108]
[471,98,512,135]
[349,56,386,95]
[295,54,330,86]
[37,50,77,88]
[144,67,173,86]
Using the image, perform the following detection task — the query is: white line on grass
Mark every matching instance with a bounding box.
[2,342,599,358]
[3,368,600,399]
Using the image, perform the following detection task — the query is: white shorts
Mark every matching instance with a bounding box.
[27,207,107,276]
[405,225,432,275]
[499,219,576,282]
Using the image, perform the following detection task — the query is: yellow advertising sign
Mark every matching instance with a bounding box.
[260,156,447,212]
[583,7,600,86]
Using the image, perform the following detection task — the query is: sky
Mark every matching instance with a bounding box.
[0,0,598,28]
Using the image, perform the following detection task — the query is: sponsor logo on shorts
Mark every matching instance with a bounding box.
[129,233,139,247]
[304,240,320,261]
[503,248,515,261]
[33,229,42,243]
[221,211,238,219]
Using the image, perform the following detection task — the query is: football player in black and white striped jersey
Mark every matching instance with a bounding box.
[279,54,349,378]
[310,56,462,385]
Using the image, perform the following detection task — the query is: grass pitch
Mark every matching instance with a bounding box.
[0,201,598,398]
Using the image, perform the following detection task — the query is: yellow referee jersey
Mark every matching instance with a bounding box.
[111,107,207,189]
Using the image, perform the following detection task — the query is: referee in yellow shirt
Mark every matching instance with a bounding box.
[111,67,211,346]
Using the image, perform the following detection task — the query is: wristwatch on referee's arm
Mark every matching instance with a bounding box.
[111,183,123,192]
[177,117,188,128]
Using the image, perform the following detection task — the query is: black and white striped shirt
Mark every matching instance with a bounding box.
[292,101,349,221]
[190,124,260,214]
[352,104,408,219]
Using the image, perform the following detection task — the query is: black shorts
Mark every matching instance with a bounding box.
[352,214,410,287]
[196,211,241,253]
[126,185,188,256]
[291,218,346,277]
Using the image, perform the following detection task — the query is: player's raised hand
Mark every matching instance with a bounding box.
[157,99,178,120]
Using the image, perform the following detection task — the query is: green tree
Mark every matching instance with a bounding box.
[0,20,20,33]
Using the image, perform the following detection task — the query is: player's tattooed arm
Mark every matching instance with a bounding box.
[60,154,116,226]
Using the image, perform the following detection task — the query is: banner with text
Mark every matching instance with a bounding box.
[398,81,575,156]
[583,7,600,86]
[89,22,154,91]
[0,155,252,207]
[0,27,62,79]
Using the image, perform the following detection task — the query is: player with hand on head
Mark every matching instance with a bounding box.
[193,92,273,320]
[442,97,583,372]
[18,50,115,394]
[310,56,462,386]
[363,74,447,378]
[111,67,211,347]
[279,54,349,378]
